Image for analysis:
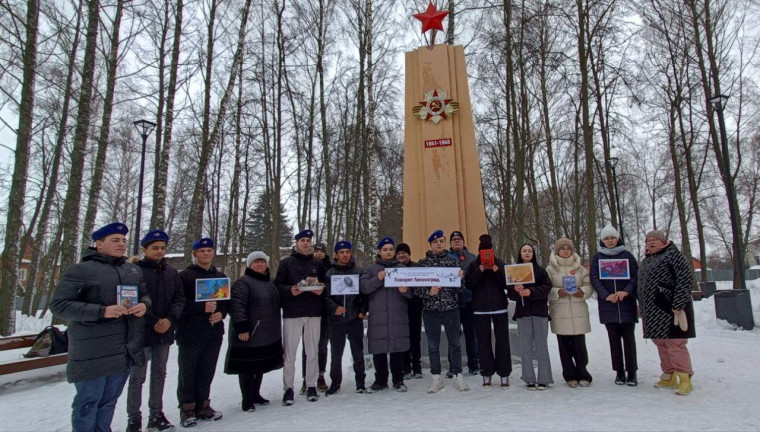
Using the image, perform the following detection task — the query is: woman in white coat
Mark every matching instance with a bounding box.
[547,238,594,387]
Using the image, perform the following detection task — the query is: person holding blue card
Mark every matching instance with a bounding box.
[176,237,228,427]
[590,225,640,386]
[547,238,593,388]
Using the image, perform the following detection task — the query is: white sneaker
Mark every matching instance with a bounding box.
[427,374,444,393]
[453,374,470,392]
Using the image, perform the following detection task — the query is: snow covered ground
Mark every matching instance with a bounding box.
[1,280,759,431]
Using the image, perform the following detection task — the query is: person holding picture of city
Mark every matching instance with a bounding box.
[225,251,283,412]
[324,240,367,395]
[590,225,640,386]
[360,237,412,392]
[507,243,553,390]
[417,230,468,393]
[176,237,228,427]
[547,237,594,388]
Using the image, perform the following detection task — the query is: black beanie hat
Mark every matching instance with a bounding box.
[478,234,493,251]
[396,243,411,255]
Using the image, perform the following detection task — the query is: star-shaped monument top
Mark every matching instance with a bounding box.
[413,1,449,35]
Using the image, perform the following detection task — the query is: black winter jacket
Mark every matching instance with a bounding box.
[274,248,327,318]
[137,258,185,346]
[506,262,552,320]
[228,268,282,347]
[465,257,509,313]
[176,264,228,343]
[51,248,151,383]
[590,247,639,324]
[326,258,367,324]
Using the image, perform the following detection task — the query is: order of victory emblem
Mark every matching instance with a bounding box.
[412,89,459,124]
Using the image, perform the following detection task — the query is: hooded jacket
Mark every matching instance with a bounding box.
[546,252,593,335]
[465,256,509,313]
[51,248,151,382]
[360,257,412,354]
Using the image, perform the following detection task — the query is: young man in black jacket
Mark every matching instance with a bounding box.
[176,238,228,427]
[275,229,327,405]
[396,243,424,380]
[324,240,367,395]
[127,230,185,432]
[51,222,150,432]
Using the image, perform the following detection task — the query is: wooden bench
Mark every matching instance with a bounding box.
[0,334,68,376]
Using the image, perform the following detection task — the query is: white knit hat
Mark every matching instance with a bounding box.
[246,251,269,268]
[600,224,620,240]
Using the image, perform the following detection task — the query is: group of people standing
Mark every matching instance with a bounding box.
[50,221,697,432]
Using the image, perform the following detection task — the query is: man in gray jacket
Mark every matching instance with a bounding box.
[51,222,150,432]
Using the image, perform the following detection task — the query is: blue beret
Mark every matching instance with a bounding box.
[91,222,128,241]
[192,237,215,250]
[428,229,445,243]
[377,237,395,250]
[295,229,314,240]
[141,229,169,247]
[334,240,353,252]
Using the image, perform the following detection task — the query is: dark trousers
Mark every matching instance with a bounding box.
[403,298,423,374]
[72,373,129,432]
[302,314,329,376]
[605,323,637,372]
[177,338,223,405]
[127,343,171,418]
[328,319,366,386]
[474,313,512,377]
[556,334,592,382]
[373,352,405,386]
[448,304,479,371]
[238,373,263,408]
[423,308,462,375]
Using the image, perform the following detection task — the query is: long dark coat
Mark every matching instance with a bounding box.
[638,242,696,339]
[590,247,639,324]
[225,268,283,374]
[360,257,412,354]
[51,248,151,383]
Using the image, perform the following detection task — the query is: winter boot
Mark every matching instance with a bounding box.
[146,412,174,432]
[654,373,678,389]
[317,374,329,392]
[566,380,579,388]
[626,371,638,387]
[453,374,470,392]
[251,374,270,405]
[393,382,408,392]
[675,372,692,396]
[500,376,510,389]
[482,376,492,389]
[427,374,444,393]
[299,380,307,395]
[356,384,368,394]
[196,400,222,421]
[325,383,341,396]
[180,403,197,428]
[282,388,295,406]
[306,386,319,402]
[615,371,626,385]
[127,415,142,432]
[368,382,388,393]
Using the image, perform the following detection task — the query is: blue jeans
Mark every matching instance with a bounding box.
[423,308,462,375]
[72,373,129,432]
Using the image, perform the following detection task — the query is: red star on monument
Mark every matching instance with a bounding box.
[413,1,449,34]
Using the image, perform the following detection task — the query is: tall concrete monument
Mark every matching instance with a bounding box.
[403,1,487,259]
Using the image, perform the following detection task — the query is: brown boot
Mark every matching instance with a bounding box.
[180,403,197,428]
[196,399,222,421]
[317,374,329,392]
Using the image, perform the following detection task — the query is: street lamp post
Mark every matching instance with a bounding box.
[708,95,747,291]
[132,119,157,255]
[606,156,624,243]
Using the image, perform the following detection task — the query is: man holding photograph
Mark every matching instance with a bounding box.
[51,222,150,432]
[176,237,228,427]
[324,240,367,395]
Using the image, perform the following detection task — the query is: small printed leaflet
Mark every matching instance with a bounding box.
[563,276,578,294]
[505,264,535,285]
[330,275,360,295]
[384,267,461,288]
[117,285,139,308]
[195,277,231,302]
[598,259,630,280]
[480,249,495,268]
